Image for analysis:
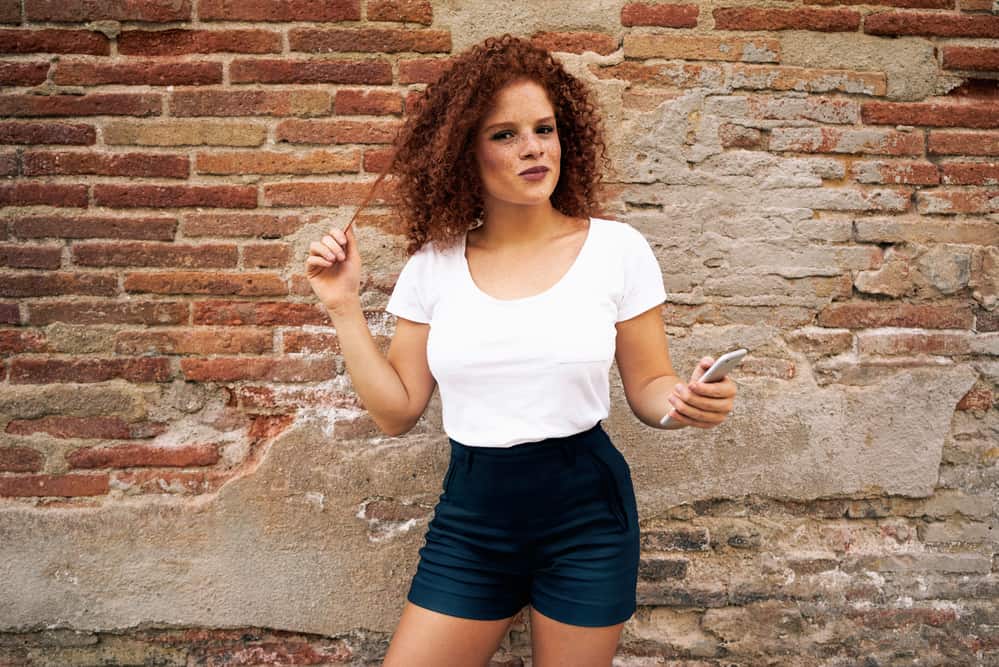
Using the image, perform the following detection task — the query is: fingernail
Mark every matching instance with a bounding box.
[675,383,683,392]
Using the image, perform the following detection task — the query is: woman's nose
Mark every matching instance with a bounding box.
[520,131,543,157]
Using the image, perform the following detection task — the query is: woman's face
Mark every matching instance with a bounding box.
[473,78,561,211]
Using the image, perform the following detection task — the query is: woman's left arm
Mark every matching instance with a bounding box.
[615,307,737,430]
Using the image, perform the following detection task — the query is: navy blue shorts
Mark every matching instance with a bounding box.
[406,421,640,627]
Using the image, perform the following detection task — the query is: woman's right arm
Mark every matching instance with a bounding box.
[308,223,436,437]
[327,301,436,437]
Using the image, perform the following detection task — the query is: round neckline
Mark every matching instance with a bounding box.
[460,217,594,305]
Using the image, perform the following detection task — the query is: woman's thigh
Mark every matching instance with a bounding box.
[381,601,520,667]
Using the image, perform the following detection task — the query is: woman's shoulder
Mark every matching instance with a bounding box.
[589,216,643,243]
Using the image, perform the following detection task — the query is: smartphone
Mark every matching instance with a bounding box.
[659,348,748,427]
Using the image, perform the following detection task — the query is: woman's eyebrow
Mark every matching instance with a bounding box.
[483,116,555,132]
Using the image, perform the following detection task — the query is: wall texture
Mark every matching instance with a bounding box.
[0,0,997,665]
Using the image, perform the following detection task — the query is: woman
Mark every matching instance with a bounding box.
[306,34,737,667]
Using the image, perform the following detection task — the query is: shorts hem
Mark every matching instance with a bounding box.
[407,582,526,622]
[529,596,636,628]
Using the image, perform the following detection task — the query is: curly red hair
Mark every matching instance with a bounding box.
[351,34,608,257]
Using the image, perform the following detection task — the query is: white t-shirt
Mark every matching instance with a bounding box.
[385,216,667,447]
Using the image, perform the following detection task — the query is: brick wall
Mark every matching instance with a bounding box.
[0,0,996,665]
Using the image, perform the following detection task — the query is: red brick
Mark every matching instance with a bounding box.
[111,469,231,495]
[917,189,999,214]
[282,331,340,357]
[403,89,423,114]
[862,100,999,128]
[624,34,779,62]
[0,61,48,86]
[940,162,999,185]
[957,385,994,411]
[769,127,923,155]
[233,380,360,412]
[942,46,999,71]
[196,149,360,175]
[807,0,952,6]
[241,243,291,269]
[0,446,44,472]
[960,0,993,8]
[0,302,20,324]
[367,0,432,24]
[10,357,171,383]
[1,0,20,23]
[0,473,108,497]
[714,7,861,31]
[192,300,327,326]
[363,147,394,173]
[0,329,48,354]
[818,302,974,329]
[13,215,176,240]
[334,89,403,115]
[170,89,329,117]
[398,57,451,84]
[0,28,109,54]
[5,415,164,439]
[199,0,359,21]
[54,60,221,85]
[621,3,699,27]
[851,160,940,185]
[124,271,287,295]
[865,11,999,37]
[590,61,724,88]
[243,242,290,269]
[118,29,281,55]
[719,123,763,149]
[181,212,306,239]
[731,64,885,96]
[275,119,401,144]
[230,59,392,85]
[23,151,189,177]
[116,328,272,355]
[264,180,396,206]
[180,357,337,382]
[857,331,971,355]
[26,300,188,325]
[25,0,191,22]
[0,93,159,117]
[0,272,117,298]
[0,150,13,176]
[93,184,258,208]
[0,182,88,206]
[0,242,61,268]
[531,31,617,56]
[0,121,95,145]
[71,241,236,268]
[289,28,451,54]
[66,443,219,469]
[929,130,999,155]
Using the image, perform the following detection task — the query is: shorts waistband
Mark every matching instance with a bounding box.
[447,421,606,470]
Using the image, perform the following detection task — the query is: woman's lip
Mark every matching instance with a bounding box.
[519,167,549,175]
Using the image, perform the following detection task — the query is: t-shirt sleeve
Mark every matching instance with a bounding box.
[616,225,668,322]
[385,246,433,324]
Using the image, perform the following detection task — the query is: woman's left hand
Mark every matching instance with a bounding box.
[665,357,738,429]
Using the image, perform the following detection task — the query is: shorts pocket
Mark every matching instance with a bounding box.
[585,448,629,533]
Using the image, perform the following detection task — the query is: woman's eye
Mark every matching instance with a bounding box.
[489,126,554,140]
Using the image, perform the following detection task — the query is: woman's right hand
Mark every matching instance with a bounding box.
[306,223,362,313]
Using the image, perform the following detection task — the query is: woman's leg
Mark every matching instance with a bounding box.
[381,601,521,667]
[530,605,625,667]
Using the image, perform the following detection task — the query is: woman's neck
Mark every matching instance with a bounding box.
[473,201,572,250]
